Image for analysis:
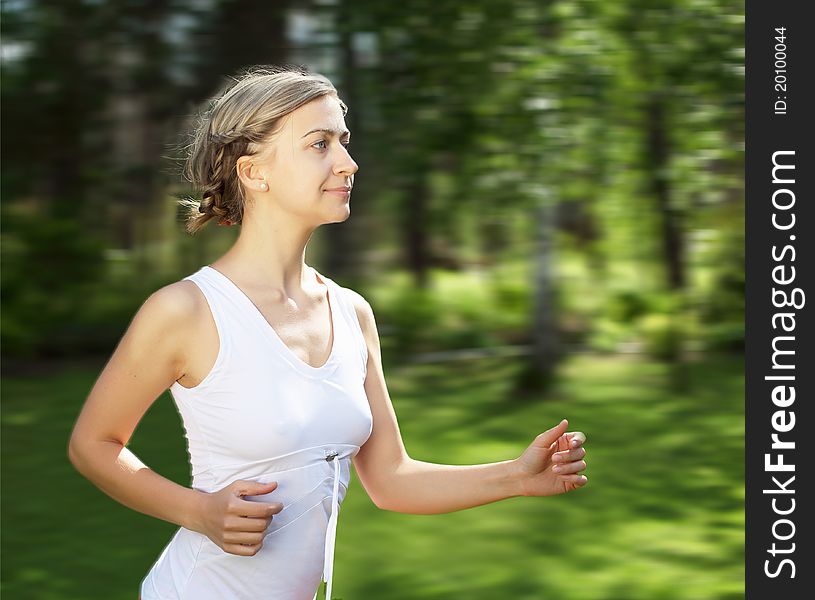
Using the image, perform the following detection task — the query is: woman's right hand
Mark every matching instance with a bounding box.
[191,480,283,556]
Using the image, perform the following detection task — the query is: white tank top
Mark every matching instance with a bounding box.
[140,265,373,600]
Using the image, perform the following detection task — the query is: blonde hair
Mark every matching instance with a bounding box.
[178,65,347,234]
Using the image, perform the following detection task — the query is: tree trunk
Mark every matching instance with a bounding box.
[514,200,559,396]
[644,93,684,290]
[643,93,688,385]
[532,202,559,375]
[403,177,430,289]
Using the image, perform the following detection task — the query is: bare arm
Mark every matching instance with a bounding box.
[375,458,523,515]
[349,291,588,515]
[67,283,206,532]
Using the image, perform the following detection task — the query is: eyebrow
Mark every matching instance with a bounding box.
[300,128,351,139]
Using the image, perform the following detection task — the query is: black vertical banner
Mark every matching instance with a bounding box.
[746,1,814,598]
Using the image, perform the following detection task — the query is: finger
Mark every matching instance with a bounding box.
[552,447,586,462]
[567,431,587,448]
[225,515,269,532]
[535,419,569,450]
[556,433,570,453]
[223,542,262,556]
[236,499,284,519]
[561,474,588,486]
[235,480,278,497]
[224,529,266,545]
[551,460,587,475]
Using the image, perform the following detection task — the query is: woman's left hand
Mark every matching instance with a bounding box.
[513,419,588,497]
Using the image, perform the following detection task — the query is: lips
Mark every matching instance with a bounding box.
[324,186,351,192]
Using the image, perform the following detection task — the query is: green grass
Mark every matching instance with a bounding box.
[1,352,744,599]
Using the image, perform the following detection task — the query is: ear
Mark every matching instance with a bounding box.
[235,154,268,192]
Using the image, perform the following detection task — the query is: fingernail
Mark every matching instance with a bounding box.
[552,466,561,473]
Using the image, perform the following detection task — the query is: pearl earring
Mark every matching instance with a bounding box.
[260,182,268,191]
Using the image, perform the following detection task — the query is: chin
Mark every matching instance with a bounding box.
[335,212,352,224]
[324,210,351,225]
[340,202,351,222]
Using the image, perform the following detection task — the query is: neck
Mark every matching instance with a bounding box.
[214,211,319,299]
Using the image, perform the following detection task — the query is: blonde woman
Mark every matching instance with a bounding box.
[67,66,588,600]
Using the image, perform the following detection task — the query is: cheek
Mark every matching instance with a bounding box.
[295,152,327,175]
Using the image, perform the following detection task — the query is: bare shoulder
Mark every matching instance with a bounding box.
[123,278,207,366]
[142,278,204,322]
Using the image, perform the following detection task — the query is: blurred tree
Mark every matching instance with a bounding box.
[345,0,572,389]
[186,0,291,100]
[594,0,744,291]
[1,0,108,218]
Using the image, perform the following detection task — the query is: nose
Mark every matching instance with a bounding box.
[333,144,358,177]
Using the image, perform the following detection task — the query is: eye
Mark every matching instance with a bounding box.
[312,139,351,150]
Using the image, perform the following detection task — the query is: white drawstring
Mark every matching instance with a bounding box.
[314,452,341,600]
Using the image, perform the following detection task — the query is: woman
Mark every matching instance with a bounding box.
[67,66,588,600]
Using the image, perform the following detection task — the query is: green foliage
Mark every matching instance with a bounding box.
[607,288,651,323]
[384,285,443,355]
[1,212,107,357]
[638,313,684,361]
[586,287,690,360]
[704,322,745,353]
[2,0,745,364]
[698,227,744,351]
[376,270,508,358]
[490,275,530,316]
[586,318,634,353]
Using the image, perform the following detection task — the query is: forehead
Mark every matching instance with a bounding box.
[288,95,347,135]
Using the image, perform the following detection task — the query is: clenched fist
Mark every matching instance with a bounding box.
[190,480,284,556]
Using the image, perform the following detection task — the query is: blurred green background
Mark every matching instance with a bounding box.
[1,0,744,598]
